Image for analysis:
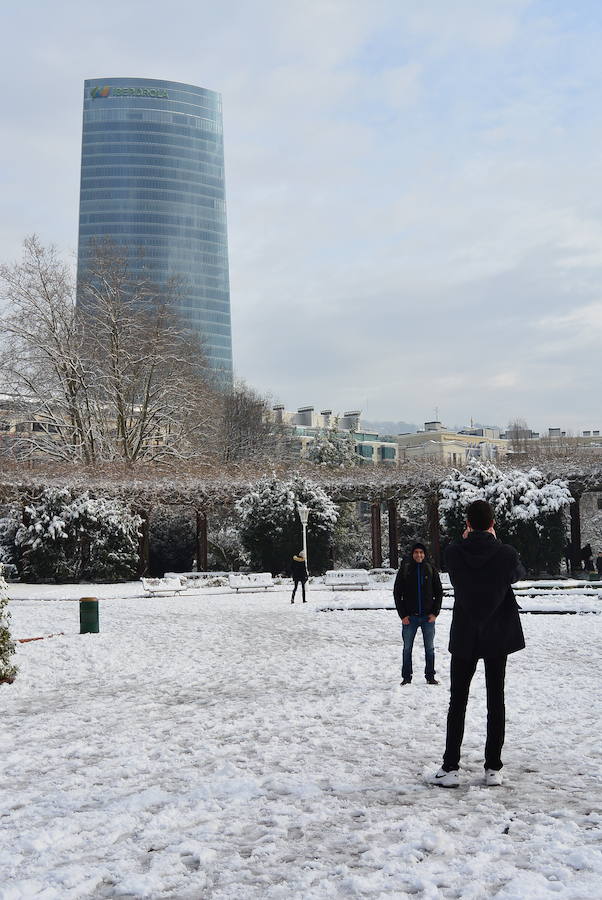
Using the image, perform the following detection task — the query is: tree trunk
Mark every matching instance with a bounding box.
[371,503,382,569]
[569,495,582,573]
[137,510,150,577]
[387,499,398,569]
[196,510,208,572]
[427,493,441,569]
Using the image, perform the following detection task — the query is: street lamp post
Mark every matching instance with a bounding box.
[297,503,310,574]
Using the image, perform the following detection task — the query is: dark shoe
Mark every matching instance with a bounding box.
[400,679,412,686]
[426,677,440,685]
[302,599,307,603]
[291,599,294,604]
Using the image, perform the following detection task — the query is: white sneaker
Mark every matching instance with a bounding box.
[434,767,459,788]
[484,769,503,786]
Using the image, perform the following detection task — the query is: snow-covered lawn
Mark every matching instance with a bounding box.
[1,587,601,899]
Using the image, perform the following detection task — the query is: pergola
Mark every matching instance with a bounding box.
[1,457,601,573]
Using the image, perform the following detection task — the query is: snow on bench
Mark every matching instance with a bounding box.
[141,576,185,596]
[323,569,370,590]
[165,571,230,581]
[228,573,274,592]
[164,571,230,587]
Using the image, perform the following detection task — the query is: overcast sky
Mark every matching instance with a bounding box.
[2,0,601,433]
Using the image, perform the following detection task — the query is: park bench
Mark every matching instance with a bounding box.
[228,572,273,592]
[323,569,370,590]
[141,576,185,596]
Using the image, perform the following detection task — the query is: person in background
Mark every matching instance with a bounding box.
[393,542,443,686]
[435,500,525,789]
[581,544,594,572]
[596,550,602,578]
[291,550,308,604]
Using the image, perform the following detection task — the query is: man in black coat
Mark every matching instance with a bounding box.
[393,542,443,685]
[434,500,525,788]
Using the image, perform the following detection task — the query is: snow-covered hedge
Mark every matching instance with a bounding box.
[0,509,20,569]
[237,474,338,574]
[15,489,142,583]
[439,461,572,575]
[0,565,17,683]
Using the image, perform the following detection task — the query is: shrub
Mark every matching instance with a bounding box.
[0,566,17,683]
[15,488,141,583]
[439,461,571,575]
[237,474,338,574]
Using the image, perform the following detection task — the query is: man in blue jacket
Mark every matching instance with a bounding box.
[434,500,525,788]
[393,542,443,686]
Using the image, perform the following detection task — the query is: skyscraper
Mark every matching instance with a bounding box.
[77,77,233,376]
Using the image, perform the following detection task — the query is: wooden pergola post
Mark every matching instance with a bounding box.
[196,510,208,572]
[371,502,382,569]
[427,493,441,570]
[137,510,150,577]
[387,499,399,569]
[569,494,582,573]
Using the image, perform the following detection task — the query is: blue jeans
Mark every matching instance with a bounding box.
[402,615,436,680]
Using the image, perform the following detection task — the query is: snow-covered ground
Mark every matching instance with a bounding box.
[1,585,601,899]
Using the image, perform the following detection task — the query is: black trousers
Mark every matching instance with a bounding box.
[291,579,306,601]
[443,654,507,771]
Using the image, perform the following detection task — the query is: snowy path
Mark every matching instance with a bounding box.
[1,591,601,899]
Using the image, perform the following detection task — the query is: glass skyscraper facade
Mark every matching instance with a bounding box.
[77,77,233,376]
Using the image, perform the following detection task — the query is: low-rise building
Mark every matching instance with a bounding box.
[270,405,398,464]
[397,421,509,465]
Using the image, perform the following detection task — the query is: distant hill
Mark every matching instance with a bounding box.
[362,419,417,437]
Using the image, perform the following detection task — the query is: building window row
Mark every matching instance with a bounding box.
[79,211,225,231]
[82,141,225,167]
[83,126,223,151]
[81,187,225,205]
[82,119,223,146]
[80,234,229,258]
[81,160,222,187]
[83,131,225,159]
[178,310,230,325]
[82,158,224,179]
[84,99,222,123]
[79,224,227,245]
[80,194,223,215]
[83,119,223,149]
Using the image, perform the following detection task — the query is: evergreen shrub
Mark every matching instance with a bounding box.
[15,488,142,583]
[0,566,17,683]
[237,475,338,574]
[439,461,572,575]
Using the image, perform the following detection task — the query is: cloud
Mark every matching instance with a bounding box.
[538,301,602,351]
[1,0,602,432]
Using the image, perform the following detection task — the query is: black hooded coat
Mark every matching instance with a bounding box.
[291,556,308,582]
[445,531,526,659]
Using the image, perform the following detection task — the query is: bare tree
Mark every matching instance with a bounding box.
[0,236,220,465]
[0,236,98,463]
[506,417,532,455]
[218,380,290,465]
[79,240,220,463]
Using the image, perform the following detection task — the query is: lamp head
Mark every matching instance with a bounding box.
[297,503,310,525]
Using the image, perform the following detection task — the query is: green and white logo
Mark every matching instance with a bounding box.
[90,86,169,99]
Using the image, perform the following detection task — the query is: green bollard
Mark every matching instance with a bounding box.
[80,597,99,634]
